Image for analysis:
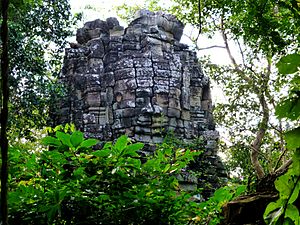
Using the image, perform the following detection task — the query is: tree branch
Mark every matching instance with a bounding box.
[220,14,269,179]
[275,159,293,175]
[195,0,202,42]
[220,16,254,85]
[198,45,226,50]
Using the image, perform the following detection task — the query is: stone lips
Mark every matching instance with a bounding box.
[54,10,227,195]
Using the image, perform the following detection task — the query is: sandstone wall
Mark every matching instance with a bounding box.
[54,10,226,194]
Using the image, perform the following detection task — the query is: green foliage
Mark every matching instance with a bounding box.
[264,151,300,225]
[2,0,81,137]
[5,126,247,224]
[276,54,300,75]
[198,184,247,225]
[7,127,235,225]
[264,53,300,225]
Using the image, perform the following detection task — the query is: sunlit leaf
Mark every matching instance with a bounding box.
[285,128,300,149]
[79,139,99,148]
[92,149,111,157]
[114,135,128,152]
[285,205,300,225]
[41,136,61,147]
[276,53,300,75]
[275,98,300,120]
[70,131,84,148]
[56,131,72,147]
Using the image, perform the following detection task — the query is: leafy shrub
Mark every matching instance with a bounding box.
[8,128,202,224]
[6,126,246,224]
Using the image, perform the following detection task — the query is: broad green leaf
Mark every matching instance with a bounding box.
[92,149,111,157]
[101,141,113,150]
[73,167,85,177]
[234,185,247,197]
[276,53,300,75]
[56,131,72,147]
[292,150,300,176]
[275,98,300,121]
[264,205,284,225]
[285,128,300,149]
[275,174,294,198]
[121,143,144,157]
[213,187,232,203]
[126,143,144,152]
[288,177,300,204]
[285,204,300,225]
[264,199,283,218]
[41,136,61,147]
[70,131,84,148]
[283,218,295,225]
[114,135,128,151]
[79,139,99,148]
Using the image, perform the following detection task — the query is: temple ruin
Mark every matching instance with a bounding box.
[54,10,226,194]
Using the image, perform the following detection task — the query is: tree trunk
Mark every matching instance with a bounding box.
[1,0,10,224]
[250,94,269,179]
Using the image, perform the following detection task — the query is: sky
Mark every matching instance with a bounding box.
[70,0,136,24]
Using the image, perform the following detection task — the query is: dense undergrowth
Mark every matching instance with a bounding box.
[4,125,245,225]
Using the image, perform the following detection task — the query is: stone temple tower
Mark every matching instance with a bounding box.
[54,10,226,194]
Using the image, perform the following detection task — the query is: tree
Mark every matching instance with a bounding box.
[1,0,10,223]
[1,0,80,138]
[1,1,79,222]
[116,0,300,180]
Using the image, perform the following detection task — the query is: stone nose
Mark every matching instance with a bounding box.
[141,103,163,115]
[141,103,154,115]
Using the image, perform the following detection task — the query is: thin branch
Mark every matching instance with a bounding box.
[220,16,238,68]
[220,16,254,85]
[275,159,293,175]
[236,38,246,67]
[195,0,202,42]
[270,122,287,171]
[198,45,226,50]
[235,39,258,75]
[249,144,270,162]
[274,147,288,171]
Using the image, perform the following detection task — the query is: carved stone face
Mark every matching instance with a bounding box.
[57,10,214,146]
[56,10,224,197]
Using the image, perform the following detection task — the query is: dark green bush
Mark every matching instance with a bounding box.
[7,126,244,224]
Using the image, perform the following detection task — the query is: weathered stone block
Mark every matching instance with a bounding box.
[167,107,181,118]
[87,38,105,58]
[154,77,169,86]
[88,58,104,74]
[84,92,101,107]
[136,68,153,79]
[114,68,135,80]
[137,79,153,87]
[136,88,153,98]
[153,85,169,94]
[169,97,180,109]
[115,78,137,91]
[154,69,171,78]
[133,57,152,68]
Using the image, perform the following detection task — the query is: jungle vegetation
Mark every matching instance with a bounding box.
[1,0,300,224]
